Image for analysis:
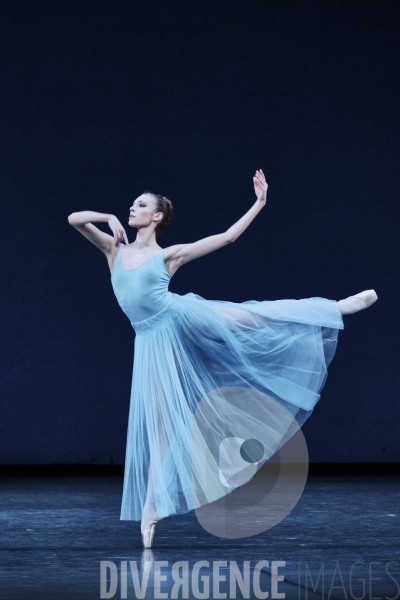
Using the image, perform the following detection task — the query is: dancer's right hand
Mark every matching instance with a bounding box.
[108,215,129,245]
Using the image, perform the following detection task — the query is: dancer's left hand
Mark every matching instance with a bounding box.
[253,169,268,206]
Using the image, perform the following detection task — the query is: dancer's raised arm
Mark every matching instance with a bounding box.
[68,211,129,253]
[164,169,268,272]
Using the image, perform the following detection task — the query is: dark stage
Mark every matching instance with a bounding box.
[1,468,399,599]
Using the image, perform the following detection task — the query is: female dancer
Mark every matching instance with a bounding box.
[68,169,377,548]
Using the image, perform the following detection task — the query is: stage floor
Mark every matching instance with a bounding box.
[1,473,399,599]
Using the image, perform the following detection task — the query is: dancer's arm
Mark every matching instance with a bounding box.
[164,170,268,272]
[68,211,129,253]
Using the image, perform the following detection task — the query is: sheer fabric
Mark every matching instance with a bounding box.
[119,291,343,521]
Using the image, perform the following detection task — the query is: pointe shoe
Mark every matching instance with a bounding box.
[346,289,378,310]
[141,517,162,549]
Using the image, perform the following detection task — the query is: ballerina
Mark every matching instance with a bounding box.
[68,169,377,549]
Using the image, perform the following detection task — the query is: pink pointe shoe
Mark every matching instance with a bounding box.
[338,289,378,315]
[346,289,378,310]
[141,517,162,549]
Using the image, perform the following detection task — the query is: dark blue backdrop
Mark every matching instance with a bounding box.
[1,0,398,464]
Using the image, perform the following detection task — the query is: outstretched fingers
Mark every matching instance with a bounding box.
[254,169,267,189]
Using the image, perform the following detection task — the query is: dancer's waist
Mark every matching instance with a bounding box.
[131,294,177,334]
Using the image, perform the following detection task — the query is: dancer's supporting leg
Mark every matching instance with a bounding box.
[141,418,170,549]
[141,463,162,549]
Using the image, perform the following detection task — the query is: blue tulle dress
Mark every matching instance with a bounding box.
[111,243,344,521]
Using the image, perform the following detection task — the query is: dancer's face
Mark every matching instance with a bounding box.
[128,194,162,230]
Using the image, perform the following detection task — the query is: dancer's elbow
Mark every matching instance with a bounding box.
[224,232,236,244]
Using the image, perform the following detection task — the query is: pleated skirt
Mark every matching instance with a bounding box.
[120,292,344,521]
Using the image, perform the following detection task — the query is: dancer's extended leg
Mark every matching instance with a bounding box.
[337,289,378,315]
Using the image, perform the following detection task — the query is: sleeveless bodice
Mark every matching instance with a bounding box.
[111,243,174,324]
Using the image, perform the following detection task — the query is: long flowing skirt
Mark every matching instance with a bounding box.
[120,292,344,521]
